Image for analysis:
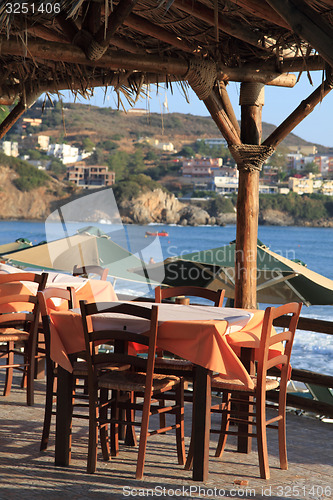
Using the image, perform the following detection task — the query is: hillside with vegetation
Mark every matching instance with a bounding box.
[8,100,329,154]
[1,100,332,226]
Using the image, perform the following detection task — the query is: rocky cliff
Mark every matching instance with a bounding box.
[0,165,332,227]
[0,166,70,220]
[118,189,230,226]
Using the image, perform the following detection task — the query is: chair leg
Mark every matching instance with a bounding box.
[26,336,37,406]
[256,393,270,480]
[125,391,137,447]
[136,390,152,480]
[99,387,111,461]
[3,341,14,396]
[40,360,56,451]
[110,390,120,457]
[175,380,185,465]
[87,388,99,474]
[215,392,231,458]
[278,389,288,470]
[159,399,166,432]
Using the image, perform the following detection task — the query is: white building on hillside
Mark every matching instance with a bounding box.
[1,141,19,157]
[199,138,228,148]
[47,143,92,164]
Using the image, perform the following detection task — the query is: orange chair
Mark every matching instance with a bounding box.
[0,272,48,405]
[73,265,109,281]
[207,302,302,479]
[80,301,185,479]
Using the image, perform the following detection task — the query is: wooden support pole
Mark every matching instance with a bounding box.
[266,0,333,68]
[203,88,241,146]
[56,13,79,43]
[124,13,198,53]
[94,0,140,47]
[172,0,278,53]
[240,55,325,74]
[82,0,102,34]
[218,82,241,136]
[218,64,296,87]
[228,0,291,30]
[0,38,297,87]
[0,92,40,140]
[263,79,333,150]
[235,82,264,311]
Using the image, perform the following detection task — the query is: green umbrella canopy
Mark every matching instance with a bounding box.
[134,242,333,306]
[0,238,32,255]
[2,227,158,286]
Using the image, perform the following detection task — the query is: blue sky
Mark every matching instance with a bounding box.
[59,71,333,148]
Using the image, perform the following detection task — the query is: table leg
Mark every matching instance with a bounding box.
[192,365,211,481]
[55,365,73,466]
[237,347,255,453]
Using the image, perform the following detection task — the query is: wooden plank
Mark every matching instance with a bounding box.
[267,391,333,418]
[269,366,333,388]
[274,315,333,335]
[266,0,333,68]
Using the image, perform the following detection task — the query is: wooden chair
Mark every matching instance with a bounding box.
[154,286,225,374]
[80,301,185,479]
[37,287,127,451]
[37,286,87,451]
[206,302,302,479]
[155,285,225,307]
[154,286,225,430]
[0,272,48,405]
[73,265,109,281]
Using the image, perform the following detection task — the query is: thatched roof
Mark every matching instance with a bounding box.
[0,0,332,106]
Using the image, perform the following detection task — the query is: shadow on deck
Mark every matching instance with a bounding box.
[0,375,332,500]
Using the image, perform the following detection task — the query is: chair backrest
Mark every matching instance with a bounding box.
[80,301,159,386]
[73,265,109,281]
[154,285,225,307]
[38,287,78,361]
[257,302,302,393]
[0,272,48,334]
[0,271,48,289]
[38,286,78,317]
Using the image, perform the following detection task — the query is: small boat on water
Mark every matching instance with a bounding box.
[145,231,169,237]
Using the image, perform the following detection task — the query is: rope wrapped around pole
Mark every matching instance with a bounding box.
[229,144,275,172]
[186,59,217,100]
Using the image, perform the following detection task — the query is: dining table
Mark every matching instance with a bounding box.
[48,301,282,481]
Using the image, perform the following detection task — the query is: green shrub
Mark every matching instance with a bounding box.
[0,153,49,191]
[259,192,328,221]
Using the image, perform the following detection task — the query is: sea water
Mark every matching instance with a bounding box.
[0,220,332,376]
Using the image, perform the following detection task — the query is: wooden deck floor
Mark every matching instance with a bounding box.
[0,375,332,500]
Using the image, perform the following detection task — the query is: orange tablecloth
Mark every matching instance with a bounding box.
[45,279,117,310]
[48,303,279,389]
[0,276,117,312]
